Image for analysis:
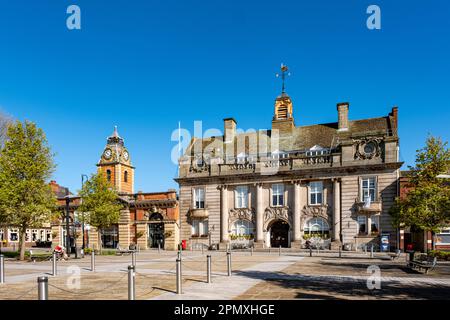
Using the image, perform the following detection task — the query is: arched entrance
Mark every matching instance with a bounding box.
[148,213,164,249]
[270,220,290,248]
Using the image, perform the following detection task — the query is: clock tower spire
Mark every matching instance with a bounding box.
[97,126,135,194]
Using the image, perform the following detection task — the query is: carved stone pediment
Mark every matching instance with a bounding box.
[354,137,383,160]
[264,206,291,230]
[229,207,255,225]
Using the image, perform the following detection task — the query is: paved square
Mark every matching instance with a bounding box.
[1,250,449,300]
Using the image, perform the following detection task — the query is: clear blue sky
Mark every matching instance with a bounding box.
[0,0,449,193]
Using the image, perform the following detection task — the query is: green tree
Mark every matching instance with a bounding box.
[391,135,450,250]
[78,172,123,252]
[0,121,56,260]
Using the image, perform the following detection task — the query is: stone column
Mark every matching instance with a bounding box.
[220,185,229,244]
[332,178,341,243]
[293,181,302,244]
[255,183,264,245]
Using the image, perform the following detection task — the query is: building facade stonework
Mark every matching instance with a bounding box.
[176,92,402,251]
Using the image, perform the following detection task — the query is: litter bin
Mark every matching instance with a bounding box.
[181,240,187,250]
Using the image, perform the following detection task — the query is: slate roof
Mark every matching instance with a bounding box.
[185,115,395,157]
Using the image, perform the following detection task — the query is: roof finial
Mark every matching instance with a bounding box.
[113,125,119,137]
[276,63,291,94]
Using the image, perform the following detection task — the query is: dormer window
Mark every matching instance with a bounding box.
[306,145,329,156]
[236,152,247,163]
[271,150,287,159]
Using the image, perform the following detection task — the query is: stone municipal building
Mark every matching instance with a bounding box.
[177,76,402,250]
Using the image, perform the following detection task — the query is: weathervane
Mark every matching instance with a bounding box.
[275,63,291,94]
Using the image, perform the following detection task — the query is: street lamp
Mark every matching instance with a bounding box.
[81,174,89,249]
[64,188,71,255]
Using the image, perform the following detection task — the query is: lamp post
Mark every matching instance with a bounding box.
[81,174,89,249]
[65,188,71,256]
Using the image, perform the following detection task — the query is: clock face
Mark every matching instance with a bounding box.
[103,148,112,160]
[123,150,129,161]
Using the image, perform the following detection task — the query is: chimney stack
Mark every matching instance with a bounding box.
[389,106,398,135]
[223,118,237,143]
[337,102,349,131]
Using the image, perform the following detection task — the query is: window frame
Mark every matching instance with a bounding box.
[106,169,112,182]
[193,187,206,209]
[9,229,19,242]
[360,176,377,202]
[235,186,249,209]
[308,181,324,205]
[303,217,330,237]
[191,219,209,237]
[357,215,367,235]
[370,215,380,234]
[124,170,128,183]
[271,183,285,207]
[230,219,255,238]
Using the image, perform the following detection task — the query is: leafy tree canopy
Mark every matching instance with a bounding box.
[0,121,56,260]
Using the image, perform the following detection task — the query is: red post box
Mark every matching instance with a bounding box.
[181,240,187,250]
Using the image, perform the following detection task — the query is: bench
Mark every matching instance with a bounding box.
[408,256,437,274]
[115,244,135,256]
[29,250,53,262]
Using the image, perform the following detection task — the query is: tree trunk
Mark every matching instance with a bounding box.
[432,232,437,251]
[19,227,27,261]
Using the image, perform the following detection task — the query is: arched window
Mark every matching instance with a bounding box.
[106,170,111,182]
[124,171,128,183]
[230,220,255,238]
[303,217,330,237]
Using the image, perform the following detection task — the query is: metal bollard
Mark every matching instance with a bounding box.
[177,250,181,261]
[52,252,57,276]
[309,247,312,257]
[227,251,232,276]
[370,245,374,258]
[91,251,95,272]
[132,251,136,268]
[250,246,253,256]
[176,258,182,294]
[37,276,48,300]
[279,245,281,256]
[339,246,342,258]
[128,265,135,300]
[0,254,4,284]
[158,243,161,254]
[206,255,211,283]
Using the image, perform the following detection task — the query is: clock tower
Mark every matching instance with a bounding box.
[97,126,135,194]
